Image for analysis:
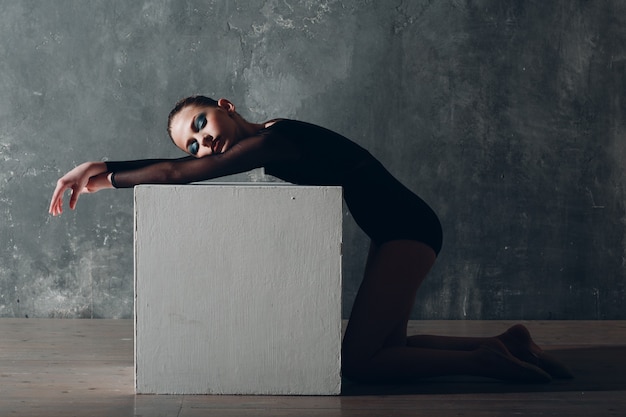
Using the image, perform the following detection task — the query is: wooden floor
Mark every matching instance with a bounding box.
[0,319,625,417]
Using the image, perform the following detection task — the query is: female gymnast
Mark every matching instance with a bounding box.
[49,96,572,383]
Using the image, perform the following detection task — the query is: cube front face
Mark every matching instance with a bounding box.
[134,184,342,395]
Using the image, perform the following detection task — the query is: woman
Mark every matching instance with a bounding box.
[49,96,571,383]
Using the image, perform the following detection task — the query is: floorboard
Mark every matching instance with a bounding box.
[0,319,624,416]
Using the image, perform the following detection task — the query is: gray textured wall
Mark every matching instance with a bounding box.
[1,0,624,319]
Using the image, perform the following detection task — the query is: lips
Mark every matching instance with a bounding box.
[211,137,222,154]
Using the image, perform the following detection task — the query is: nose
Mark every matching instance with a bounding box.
[192,135,214,157]
[201,135,213,148]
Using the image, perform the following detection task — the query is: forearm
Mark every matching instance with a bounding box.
[110,160,185,188]
[108,166,167,188]
[72,161,108,178]
[107,134,284,188]
[105,158,189,173]
[105,157,195,188]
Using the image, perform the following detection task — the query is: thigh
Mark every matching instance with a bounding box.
[342,240,436,362]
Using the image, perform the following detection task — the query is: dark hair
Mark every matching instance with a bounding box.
[167,95,218,139]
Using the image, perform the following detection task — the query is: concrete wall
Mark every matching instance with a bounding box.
[1,0,624,319]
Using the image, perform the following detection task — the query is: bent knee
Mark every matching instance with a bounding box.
[342,349,392,383]
[342,355,371,383]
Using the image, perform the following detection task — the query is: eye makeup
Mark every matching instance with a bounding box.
[187,112,207,155]
[194,113,207,132]
[188,141,199,155]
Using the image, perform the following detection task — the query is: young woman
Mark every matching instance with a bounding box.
[49,96,572,383]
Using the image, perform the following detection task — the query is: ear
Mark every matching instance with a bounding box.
[217,98,236,114]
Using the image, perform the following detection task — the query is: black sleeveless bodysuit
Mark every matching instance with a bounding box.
[106,120,442,255]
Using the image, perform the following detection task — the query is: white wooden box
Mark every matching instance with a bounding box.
[134,184,342,395]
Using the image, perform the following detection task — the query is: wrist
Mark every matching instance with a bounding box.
[95,161,108,175]
[85,161,108,176]
[107,172,116,188]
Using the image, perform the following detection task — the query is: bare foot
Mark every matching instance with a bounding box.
[475,340,552,383]
[497,324,574,379]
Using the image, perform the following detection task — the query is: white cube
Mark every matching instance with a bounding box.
[134,184,343,395]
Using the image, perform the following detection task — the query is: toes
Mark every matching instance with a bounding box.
[479,345,553,383]
[500,324,574,379]
[536,352,575,379]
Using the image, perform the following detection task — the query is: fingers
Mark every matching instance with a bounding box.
[49,181,67,216]
[50,192,66,216]
[49,165,99,216]
[69,184,82,210]
[49,180,78,216]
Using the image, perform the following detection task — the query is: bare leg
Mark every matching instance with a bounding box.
[341,240,552,383]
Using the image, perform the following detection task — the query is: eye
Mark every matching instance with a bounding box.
[194,113,207,131]
[188,141,199,155]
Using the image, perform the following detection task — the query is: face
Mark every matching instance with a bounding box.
[169,102,241,157]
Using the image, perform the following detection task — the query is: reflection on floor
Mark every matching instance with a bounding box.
[0,319,624,416]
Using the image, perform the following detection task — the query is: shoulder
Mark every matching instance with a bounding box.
[259,119,337,140]
[231,121,301,162]
[259,118,296,133]
[256,119,299,148]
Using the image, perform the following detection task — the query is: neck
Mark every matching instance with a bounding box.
[233,112,265,137]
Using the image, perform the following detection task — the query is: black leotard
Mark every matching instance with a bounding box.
[106,119,442,255]
[262,121,442,254]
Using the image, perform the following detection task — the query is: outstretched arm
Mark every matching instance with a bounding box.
[49,132,297,215]
[108,133,294,188]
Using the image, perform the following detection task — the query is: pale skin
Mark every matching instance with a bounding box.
[49,98,573,383]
